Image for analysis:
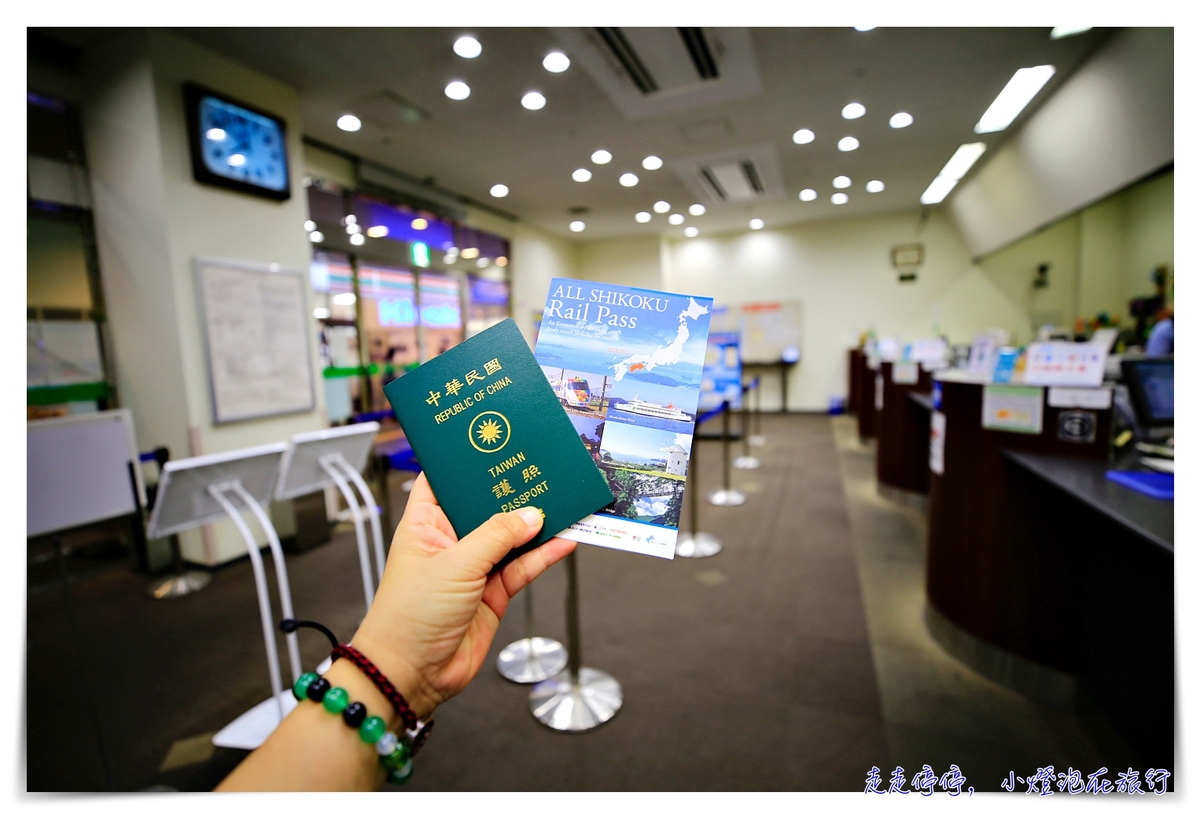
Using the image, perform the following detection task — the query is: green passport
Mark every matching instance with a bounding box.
[383,318,614,553]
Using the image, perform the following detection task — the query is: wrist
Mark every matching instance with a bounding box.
[345,632,440,722]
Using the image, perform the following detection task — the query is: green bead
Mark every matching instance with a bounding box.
[382,744,411,770]
[323,687,349,714]
[386,759,414,785]
[292,672,319,701]
[359,715,386,744]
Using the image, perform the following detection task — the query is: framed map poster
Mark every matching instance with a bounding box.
[195,257,315,423]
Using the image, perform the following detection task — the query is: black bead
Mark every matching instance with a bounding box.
[307,676,331,703]
[342,701,367,728]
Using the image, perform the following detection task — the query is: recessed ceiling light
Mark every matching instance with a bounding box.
[333,292,357,305]
[619,173,639,187]
[889,112,913,129]
[572,168,592,182]
[496,256,508,267]
[313,307,331,319]
[227,154,246,167]
[642,155,663,170]
[477,258,490,268]
[854,26,877,32]
[838,136,860,152]
[684,227,699,237]
[345,223,361,235]
[350,233,366,245]
[206,127,226,141]
[921,142,987,204]
[591,149,612,164]
[345,215,357,224]
[842,102,866,120]
[688,203,706,216]
[975,65,1056,133]
[1050,26,1092,39]
[543,51,570,72]
[453,36,481,58]
[635,211,652,223]
[490,184,509,197]
[833,175,852,189]
[831,193,849,205]
[309,231,324,243]
[668,214,684,225]
[411,218,428,230]
[749,218,765,230]
[366,225,389,237]
[653,200,671,213]
[866,180,885,193]
[521,92,546,110]
[461,247,480,259]
[445,81,471,101]
[569,220,586,232]
[337,114,362,132]
[303,220,316,232]
[793,128,815,144]
[799,188,817,202]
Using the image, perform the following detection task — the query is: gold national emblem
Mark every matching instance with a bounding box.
[469,411,511,453]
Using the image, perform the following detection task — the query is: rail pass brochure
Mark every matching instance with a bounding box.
[382,318,613,554]
[535,279,714,559]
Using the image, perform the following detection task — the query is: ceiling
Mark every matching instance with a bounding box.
[63,27,1112,241]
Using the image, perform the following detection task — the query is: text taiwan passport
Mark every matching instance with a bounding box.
[383,318,614,552]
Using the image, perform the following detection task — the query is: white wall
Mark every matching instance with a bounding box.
[509,222,578,344]
[951,27,1173,258]
[83,30,325,564]
[661,209,1019,411]
[576,236,664,290]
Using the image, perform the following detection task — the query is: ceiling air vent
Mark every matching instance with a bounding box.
[699,160,767,202]
[552,27,761,121]
[670,143,786,205]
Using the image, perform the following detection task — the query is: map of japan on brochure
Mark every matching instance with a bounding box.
[535,278,714,559]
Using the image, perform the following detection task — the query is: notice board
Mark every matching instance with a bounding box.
[739,301,803,364]
[196,257,315,423]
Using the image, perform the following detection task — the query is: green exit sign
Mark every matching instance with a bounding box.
[411,241,430,267]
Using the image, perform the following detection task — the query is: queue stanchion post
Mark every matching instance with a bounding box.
[676,408,722,558]
[733,382,761,470]
[749,376,766,447]
[497,585,568,683]
[529,550,622,731]
[708,401,747,506]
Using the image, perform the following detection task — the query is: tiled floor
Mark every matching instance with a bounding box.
[830,416,1106,792]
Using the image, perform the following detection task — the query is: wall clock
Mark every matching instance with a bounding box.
[184,83,291,201]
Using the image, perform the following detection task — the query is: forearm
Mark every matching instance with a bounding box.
[217,659,417,791]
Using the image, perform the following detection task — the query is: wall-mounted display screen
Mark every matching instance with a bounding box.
[184,83,290,201]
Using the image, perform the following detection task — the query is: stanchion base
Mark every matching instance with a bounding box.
[748,435,767,447]
[145,570,212,599]
[529,667,623,732]
[732,455,761,470]
[497,637,568,684]
[708,488,747,506]
[675,532,722,558]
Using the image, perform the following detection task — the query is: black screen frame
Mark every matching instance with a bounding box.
[183,82,291,202]
[1122,356,1173,428]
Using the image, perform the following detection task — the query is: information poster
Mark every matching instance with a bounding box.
[929,411,946,475]
[981,385,1044,434]
[1022,342,1107,387]
[196,258,315,423]
[699,332,742,410]
[739,301,802,364]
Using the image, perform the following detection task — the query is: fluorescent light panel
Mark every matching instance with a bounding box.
[975,65,1055,133]
[920,142,986,205]
[1050,26,1092,39]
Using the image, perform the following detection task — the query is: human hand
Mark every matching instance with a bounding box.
[349,473,576,719]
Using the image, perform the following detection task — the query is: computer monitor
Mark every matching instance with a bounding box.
[1122,357,1173,428]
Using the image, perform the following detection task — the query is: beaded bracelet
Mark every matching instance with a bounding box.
[292,671,420,785]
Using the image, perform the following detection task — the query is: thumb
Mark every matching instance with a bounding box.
[448,507,545,574]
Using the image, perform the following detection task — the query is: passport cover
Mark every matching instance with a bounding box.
[383,318,614,553]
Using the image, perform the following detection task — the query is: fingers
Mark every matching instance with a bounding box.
[448,507,545,574]
[407,472,438,507]
[499,537,576,598]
